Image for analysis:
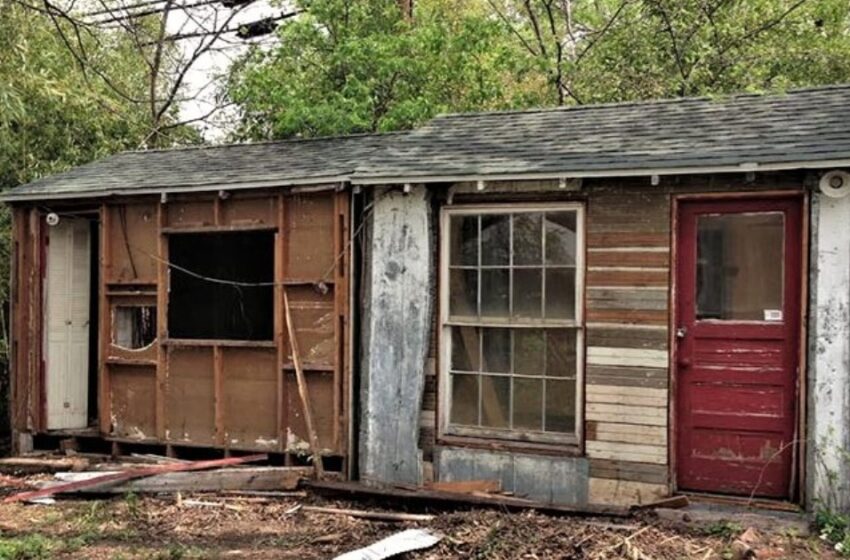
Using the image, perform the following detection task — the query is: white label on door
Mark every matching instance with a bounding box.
[764,309,783,321]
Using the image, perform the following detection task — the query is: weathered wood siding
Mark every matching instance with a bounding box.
[360,187,433,485]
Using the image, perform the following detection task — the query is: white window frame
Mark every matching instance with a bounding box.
[438,202,585,446]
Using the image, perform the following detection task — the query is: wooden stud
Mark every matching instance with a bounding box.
[276,194,287,453]
[155,202,168,440]
[282,285,324,479]
[98,205,111,434]
[214,345,225,447]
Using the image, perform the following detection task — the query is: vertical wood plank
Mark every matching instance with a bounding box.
[155,202,168,440]
[213,196,222,227]
[275,193,287,452]
[332,191,342,452]
[214,345,224,447]
[98,205,111,434]
[336,190,351,465]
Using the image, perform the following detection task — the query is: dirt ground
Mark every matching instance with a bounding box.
[0,489,838,560]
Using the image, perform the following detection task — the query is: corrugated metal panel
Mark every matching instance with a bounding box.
[45,218,91,429]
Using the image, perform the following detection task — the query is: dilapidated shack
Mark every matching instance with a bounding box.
[5,86,850,511]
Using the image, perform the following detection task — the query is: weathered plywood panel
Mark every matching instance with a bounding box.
[222,347,278,450]
[285,194,335,280]
[166,198,215,228]
[360,187,432,485]
[108,203,158,283]
[166,347,215,444]
[285,371,335,452]
[221,196,275,227]
[110,366,156,440]
[436,446,589,505]
[589,478,668,506]
[286,286,336,367]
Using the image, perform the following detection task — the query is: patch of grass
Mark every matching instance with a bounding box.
[0,534,55,560]
[815,508,850,556]
[702,520,743,539]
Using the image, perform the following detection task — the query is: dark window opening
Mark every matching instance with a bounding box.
[113,306,157,349]
[168,231,274,340]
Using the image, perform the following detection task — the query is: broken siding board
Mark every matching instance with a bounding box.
[589,478,668,506]
[586,309,667,325]
[586,327,668,351]
[587,232,669,248]
[586,421,667,446]
[586,288,668,311]
[586,269,668,288]
[587,347,668,369]
[586,385,667,407]
[589,459,669,485]
[586,366,668,389]
[585,441,667,464]
[586,404,666,426]
[587,250,669,268]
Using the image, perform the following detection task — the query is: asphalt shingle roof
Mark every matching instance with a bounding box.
[352,85,850,182]
[5,85,850,201]
[3,133,395,201]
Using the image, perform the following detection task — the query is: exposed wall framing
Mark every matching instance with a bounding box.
[11,188,351,469]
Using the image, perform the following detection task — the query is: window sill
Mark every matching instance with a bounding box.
[437,433,582,458]
[163,338,276,348]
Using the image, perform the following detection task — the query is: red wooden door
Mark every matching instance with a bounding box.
[675,197,802,498]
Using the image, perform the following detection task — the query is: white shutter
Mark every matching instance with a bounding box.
[45,218,91,430]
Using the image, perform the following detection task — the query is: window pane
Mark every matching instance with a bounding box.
[482,328,510,373]
[481,215,510,266]
[514,329,544,375]
[451,374,478,426]
[512,268,542,319]
[481,268,509,317]
[545,379,576,433]
[451,326,480,372]
[545,268,576,319]
[450,215,478,266]
[513,213,542,265]
[546,330,576,377]
[697,212,784,321]
[449,268,477,317]
[545,212,577,265]
[513,378,543,430]
[480,375,510,428]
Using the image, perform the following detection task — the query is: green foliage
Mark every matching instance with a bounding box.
[229,0,850,140]
[0,534,54,560]
[815,507,850,556]
[702,520,744,539]
[228,0,535,139]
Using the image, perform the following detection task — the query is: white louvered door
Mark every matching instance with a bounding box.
[45,218,91,430]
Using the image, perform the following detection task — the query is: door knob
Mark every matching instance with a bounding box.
[676,327,687,339]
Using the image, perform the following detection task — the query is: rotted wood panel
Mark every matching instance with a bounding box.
[110,365,157,439]
[284,371,335,452]
[285,194,336,280]
[220,195,276,228]
[166,347,215,445]
[107,203,158,283]
[166,197,215,228]
[222,347,279,451]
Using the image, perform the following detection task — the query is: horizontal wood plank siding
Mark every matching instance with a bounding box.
[584,186,672,495]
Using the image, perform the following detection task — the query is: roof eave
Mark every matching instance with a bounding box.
[351,159,850,185]
[0,174,352,203]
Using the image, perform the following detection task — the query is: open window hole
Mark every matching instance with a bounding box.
[113,306,157,350]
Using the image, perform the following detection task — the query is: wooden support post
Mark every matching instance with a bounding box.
[98,204,111,434]
[282,286,324,479]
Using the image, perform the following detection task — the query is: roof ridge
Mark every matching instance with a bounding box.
[121,130,408,155]
[429,83,850,121]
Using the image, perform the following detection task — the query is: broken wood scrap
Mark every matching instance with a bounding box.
[292,504,435,523]
[0,456,89,475]
[334,529,443,560]
[282,286,324,480]
[4,453,268,503]
[425,479,501,495]
[49,466,310,494]
[630,494,690,511]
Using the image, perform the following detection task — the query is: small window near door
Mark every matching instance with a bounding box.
[696,212,784,321]
[443,205,584,444]
[113,306,157,349]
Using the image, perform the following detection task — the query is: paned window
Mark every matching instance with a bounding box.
[442,205,584,444]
